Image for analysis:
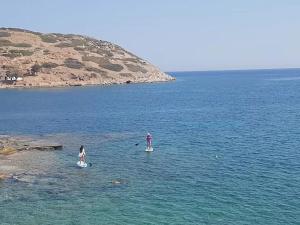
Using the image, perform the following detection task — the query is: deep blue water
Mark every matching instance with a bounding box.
[0,69,300,224]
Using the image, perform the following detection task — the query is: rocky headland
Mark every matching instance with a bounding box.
[0,28,174,88]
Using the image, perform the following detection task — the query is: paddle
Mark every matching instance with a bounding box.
[84,153,92,167]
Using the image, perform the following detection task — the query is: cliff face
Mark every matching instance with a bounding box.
[0,28,174,88]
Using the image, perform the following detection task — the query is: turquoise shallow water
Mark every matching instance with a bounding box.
[0,69,300,224]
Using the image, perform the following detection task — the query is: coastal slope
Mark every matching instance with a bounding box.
[0,28,174,88]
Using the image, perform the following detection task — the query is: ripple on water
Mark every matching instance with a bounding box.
[1,70,300,224]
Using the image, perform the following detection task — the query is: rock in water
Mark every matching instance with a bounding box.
[0,28,174,88]
[0,173,9,180]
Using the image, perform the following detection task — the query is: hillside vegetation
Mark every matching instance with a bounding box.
[0,28,174,88]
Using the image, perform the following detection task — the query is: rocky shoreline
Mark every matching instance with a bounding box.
[0,77,174,89]
[0,135,62,180]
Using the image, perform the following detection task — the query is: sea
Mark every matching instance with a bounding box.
[0,69,299,225]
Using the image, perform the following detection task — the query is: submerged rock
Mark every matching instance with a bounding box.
[12,173,37,183]
[111,179,128,185]
[0,173,9,180]
[111,180,121,185]
[0,146,17,155]
[0,135,62,183]
[0,135,63,154]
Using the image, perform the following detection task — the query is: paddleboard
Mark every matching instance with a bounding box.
[77,161,87,168]
[145,147,153,152]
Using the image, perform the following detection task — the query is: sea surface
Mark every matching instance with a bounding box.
[0,69,300,224]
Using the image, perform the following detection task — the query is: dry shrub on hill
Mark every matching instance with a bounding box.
[0,31,11,37]
[85,66,107,74]
[55,42,73,48]
[120,73,133,77]
[82,55,109,66]
[64,58,84,69]
[0,39,32,48]
[126,64,147,73]
[3,49,33,58]
[40,34,58,43]
[102,63,123,72]
[42,62,59,68]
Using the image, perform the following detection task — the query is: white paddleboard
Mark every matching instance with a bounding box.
[145,147,153,152]
[77,161,87,168]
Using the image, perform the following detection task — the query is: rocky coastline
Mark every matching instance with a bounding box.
[0,135,62,181]
[0,28,174,88]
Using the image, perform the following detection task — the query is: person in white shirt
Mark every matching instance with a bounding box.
[78,145,86,163]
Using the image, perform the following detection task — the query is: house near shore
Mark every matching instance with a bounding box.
[0,69,24,83]
[5,76,23,81]
[1,74,23,84]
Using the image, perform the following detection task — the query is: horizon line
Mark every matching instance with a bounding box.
[166,67,300,73]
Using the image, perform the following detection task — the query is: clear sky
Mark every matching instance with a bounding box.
[1,0,300,71]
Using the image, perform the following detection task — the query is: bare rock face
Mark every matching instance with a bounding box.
[0,28,174,88]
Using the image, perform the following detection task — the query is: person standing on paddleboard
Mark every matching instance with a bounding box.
[79,145,86,163]
[146,133,152,149]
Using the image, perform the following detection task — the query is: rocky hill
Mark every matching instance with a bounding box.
[0,28,174,88]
